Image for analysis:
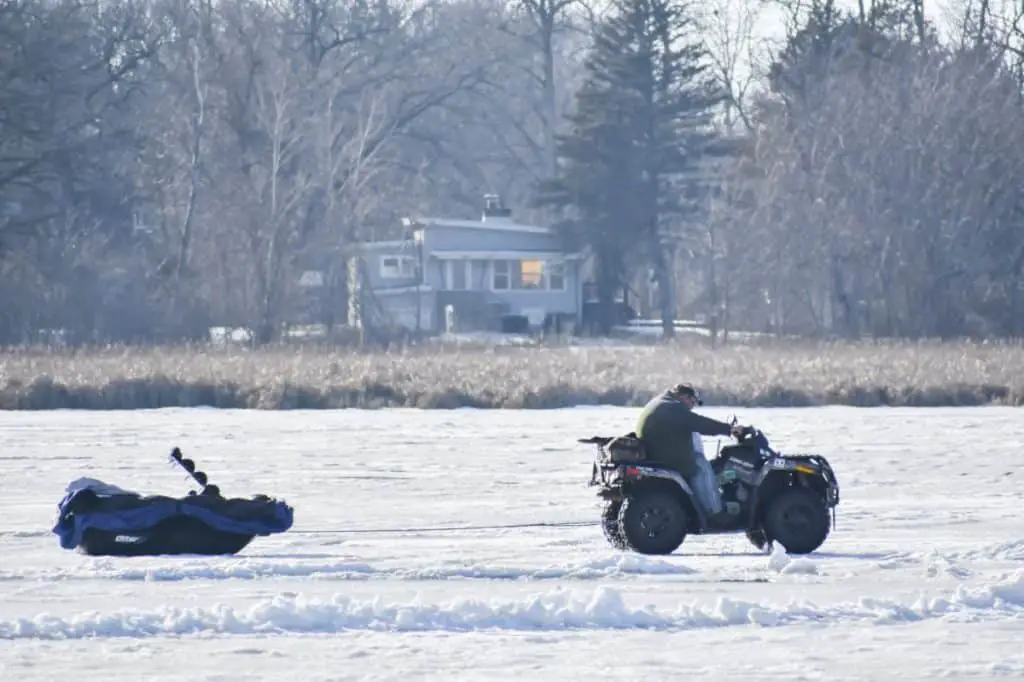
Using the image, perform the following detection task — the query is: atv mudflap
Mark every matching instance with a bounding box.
[589,457,607,486]
[589,458,628,499]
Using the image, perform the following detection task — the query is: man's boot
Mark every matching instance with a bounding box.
[706,502,741,531]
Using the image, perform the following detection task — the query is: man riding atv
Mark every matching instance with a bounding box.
[635,383,748,529]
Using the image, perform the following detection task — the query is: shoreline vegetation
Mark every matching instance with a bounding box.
[2,337,1023,410]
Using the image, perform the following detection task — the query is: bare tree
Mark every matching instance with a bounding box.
[508,0,590,178]
[697,0,765,133]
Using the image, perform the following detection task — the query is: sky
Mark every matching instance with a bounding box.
[501,0,1018,95]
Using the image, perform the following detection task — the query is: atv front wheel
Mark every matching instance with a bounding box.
[618,489,687,555]
[762,488,830,555]
[601,499,628,550]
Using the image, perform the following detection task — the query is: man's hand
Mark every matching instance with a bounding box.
[730,424,753,440]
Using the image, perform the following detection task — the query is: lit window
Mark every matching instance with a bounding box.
[521,260,544,288]
[491,259,568,290]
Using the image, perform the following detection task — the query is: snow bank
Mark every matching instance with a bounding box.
[767,544,821,575]
[951,539,1024,563]
[0,553,695,583]
[4,571,1022,640]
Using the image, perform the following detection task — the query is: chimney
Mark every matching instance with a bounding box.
[482,193,512,221]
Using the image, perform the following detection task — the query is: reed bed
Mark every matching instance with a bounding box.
[2,338,1022,409]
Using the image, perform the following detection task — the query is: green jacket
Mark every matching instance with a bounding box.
[635,390,733,479]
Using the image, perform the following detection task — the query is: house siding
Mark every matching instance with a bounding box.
[350,218,583,335]
[493,288,577,318]
[379,290,435,332]
[432,257,582,331]
[423,257,446,290]
[358,242,420,291]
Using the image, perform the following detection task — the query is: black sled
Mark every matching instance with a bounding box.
[52,447,294,557]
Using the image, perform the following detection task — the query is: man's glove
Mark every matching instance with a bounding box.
[730,424,752,439]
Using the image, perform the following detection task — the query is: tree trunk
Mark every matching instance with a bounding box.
[654,240,676,339]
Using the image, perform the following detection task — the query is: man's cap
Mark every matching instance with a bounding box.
[669,383,703,405]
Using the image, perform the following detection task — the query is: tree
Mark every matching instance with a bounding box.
[0,0,161,343]
[712,0,1024,339]
[538,0,724,336]
[508,0,591,180]
[697,0,764,134]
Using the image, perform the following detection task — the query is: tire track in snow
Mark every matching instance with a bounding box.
[3,542,1002,585]
[3,570,1023,640]
[0,554,701,583]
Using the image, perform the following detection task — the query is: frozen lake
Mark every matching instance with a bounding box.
[1,406,1023,681]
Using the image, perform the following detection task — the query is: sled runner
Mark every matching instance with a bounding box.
[52,447,294,557]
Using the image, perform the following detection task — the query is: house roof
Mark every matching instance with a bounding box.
[430,250,584,260]
[401,216,551,235]
[373,284,433,296]
[351,239,416,251]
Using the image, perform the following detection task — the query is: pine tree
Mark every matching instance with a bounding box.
[537,0,724,336]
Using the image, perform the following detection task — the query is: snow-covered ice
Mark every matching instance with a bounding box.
[1,406,1022,680]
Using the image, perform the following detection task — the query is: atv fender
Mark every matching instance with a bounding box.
[626,466,707,530]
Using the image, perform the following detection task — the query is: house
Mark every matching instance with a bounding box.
[348,195,586,336]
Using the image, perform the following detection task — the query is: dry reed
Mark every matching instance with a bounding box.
[1,337,1022,410]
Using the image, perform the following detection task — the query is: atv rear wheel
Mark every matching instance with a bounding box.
[618,489,687,555]
[762,487,830,555]
[600,499,628,550]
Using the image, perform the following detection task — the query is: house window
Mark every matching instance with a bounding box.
[446,260,469,290]
[520,260,545,288]
[471,259,487,289]
[491,259,568,291]
[493,260,510,290]
[380,255,416,279]
[548,262,566,291]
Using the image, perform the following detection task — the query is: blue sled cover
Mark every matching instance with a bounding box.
[53,478,294,551]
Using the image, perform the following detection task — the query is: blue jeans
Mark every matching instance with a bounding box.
[689,457,723,516]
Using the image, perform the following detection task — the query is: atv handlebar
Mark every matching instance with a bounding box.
[731,425,775,453]
[731,425,757,440]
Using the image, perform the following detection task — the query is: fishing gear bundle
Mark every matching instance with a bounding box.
[52,447,294,557]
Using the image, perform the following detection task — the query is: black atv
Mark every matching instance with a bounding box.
[581,426,840,556]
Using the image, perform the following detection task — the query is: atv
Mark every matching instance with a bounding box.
[581,426,840,556]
